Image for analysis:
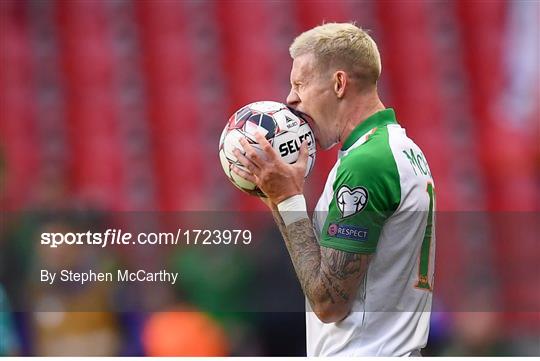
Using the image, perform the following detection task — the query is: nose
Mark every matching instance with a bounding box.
[286,88,300,107]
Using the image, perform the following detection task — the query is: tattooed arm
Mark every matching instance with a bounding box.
[233,134,371,322]
[272,211,371,323]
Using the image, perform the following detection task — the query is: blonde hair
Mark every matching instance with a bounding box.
[289,22,381,86]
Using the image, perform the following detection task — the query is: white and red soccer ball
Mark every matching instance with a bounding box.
[219,101,316,196]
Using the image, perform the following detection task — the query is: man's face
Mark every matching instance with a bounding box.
[286,54,339,150]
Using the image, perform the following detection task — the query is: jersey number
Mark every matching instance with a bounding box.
[416,182,434,291]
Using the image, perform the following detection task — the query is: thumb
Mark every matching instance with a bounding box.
[297,140,309,169]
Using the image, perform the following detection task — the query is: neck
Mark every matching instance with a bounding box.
[339,93,385,144]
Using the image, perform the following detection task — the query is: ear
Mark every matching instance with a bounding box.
[333,71,347,99]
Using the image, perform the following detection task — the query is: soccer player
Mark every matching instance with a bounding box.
[232,23,436,356]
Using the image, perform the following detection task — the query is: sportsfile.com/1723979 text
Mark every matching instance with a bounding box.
[40,229,253,248]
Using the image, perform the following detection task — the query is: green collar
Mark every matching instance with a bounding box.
[341,108,398,151]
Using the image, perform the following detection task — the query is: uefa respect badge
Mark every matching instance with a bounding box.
[327,223,368,242]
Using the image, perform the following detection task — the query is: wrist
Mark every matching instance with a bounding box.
[277,194,308,226]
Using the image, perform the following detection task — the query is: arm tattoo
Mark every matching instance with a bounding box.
[323,246,365,281]
[274,217,371,317]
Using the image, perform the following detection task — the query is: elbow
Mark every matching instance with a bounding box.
[312,302,350,324]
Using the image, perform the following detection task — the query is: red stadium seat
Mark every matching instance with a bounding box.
[56,1,126,209]
[0,1,39,210]
[136,1,209,211]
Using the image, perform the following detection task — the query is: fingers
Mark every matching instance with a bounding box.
[253,132,277,161]
[231,164,257,183]
[296,140,309,169]
[232,148,259,174]
[239,137,265,168]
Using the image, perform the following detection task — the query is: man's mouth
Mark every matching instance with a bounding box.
[288,108,316,130]
[287,106,319,144]
[287,106,313,123]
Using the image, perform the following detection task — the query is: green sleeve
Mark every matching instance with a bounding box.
[320,129,401,254]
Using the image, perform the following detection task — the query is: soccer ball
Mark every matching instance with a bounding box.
[219,101,316,197]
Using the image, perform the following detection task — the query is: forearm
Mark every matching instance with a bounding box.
[269,209,327,303]
[282,218,331,308]
[271,200,367,323]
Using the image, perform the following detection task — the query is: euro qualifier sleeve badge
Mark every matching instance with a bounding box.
[336,185,369,218]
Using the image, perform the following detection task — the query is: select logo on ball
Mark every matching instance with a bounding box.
[278,131,314,157]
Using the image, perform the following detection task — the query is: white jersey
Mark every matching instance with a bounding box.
[309,109,436,356]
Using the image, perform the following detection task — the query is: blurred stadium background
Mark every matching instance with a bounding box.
[1,0,539,356]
